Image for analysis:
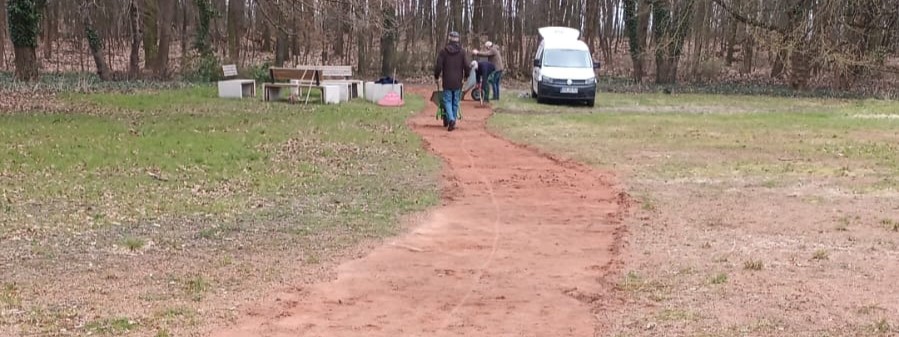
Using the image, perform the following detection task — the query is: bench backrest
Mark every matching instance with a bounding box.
[269,67,320,85]
[321,66,354,79]
[222,64,238,78]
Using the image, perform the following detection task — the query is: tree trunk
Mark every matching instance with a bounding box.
[724,0,740,66]
[380,3,398,76]
[274,30,288,66]
[452,0,463,33]
[40,1,55,60]
[654,0,696,84]
[435,0,447,48]
[690,0,709,78]
[785,0,813,89]
[741,36,754,75]
[129,0,143,78]
[180,0,189,70]
[13,46,39,81]
[8,0,45,81]
[771,49,786,78]
[260,18,271,52]
[624,0,643,83]
[652,0,672,83]
[142,0,159,71]
[155,0,174,77]
[226,0,244,64]
[81,2,111,81]
[0,0,6,68]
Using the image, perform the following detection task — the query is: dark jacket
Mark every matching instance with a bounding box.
[476,61,496,83]
[434,42,471,90]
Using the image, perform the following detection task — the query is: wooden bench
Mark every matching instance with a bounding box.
[262,67,323,104]
[217,64,256,99]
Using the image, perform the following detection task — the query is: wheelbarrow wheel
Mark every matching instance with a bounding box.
[470,88,481,101]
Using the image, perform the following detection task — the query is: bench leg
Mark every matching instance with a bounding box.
[264,87,281,101]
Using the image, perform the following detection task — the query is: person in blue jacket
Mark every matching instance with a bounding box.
[472,60,496,102]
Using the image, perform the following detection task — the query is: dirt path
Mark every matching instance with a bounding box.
[209,87,628,337]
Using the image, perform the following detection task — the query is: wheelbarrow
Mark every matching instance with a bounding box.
[432,85,462,127]
[467,70,498,104]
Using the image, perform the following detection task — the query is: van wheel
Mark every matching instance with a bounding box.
[587,99,595,107]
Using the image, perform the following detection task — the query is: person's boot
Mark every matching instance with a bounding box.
[448,120,456,131]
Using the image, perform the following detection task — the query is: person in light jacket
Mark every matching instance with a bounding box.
[473,41,504,100]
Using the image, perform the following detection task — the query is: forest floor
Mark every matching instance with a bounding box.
[491,91,899,336]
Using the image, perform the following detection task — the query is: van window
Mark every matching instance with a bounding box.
[542,49,592,68]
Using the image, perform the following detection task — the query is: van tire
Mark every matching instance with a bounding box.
[587,99,595,107]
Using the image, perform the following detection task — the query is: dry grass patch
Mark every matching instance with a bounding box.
[491,92,899,336]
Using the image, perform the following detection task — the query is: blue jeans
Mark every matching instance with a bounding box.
[491,70,503,100]
[442,89,461,122]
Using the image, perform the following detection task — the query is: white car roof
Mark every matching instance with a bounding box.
[538,26,580,40]
[538,26,589,51]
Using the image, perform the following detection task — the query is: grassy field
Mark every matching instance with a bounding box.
[0,86,439,336]
[490,92,899,336]
[494,93,899,191]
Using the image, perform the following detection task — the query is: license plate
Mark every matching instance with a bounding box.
[561,87,578,94]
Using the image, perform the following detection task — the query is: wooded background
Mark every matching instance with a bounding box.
[2,0,898,92]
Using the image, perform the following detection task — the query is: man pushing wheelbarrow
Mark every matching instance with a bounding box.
[433,31,472,132]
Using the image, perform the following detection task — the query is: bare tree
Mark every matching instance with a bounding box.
[0,0,7,68]
[128,0,142,78]
[80,0,112,80]
[226,0,243,65]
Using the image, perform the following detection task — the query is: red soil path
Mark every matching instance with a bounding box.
[209,86,629,337]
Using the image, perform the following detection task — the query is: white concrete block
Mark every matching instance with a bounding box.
[217,79,256,98]
[365,82,403,102]
[322,85,341,104]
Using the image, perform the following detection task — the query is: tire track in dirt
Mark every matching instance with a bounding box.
[208,86,629,337]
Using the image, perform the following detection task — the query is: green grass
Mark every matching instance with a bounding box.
[871,319,892,334]
[882,219,899,232]
[121,237,146,251]
[0,85,439,238]
[656,308,699,321]
[491,93,899,191]
[709,273,728,285]
[812,249,830,261]
[0,283,20,307]
[183,274,211,301]
[84,317,137,335]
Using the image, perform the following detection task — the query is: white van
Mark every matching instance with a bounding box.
[531,26,600,107]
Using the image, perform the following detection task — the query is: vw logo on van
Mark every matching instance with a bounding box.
[567,79,572,85]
